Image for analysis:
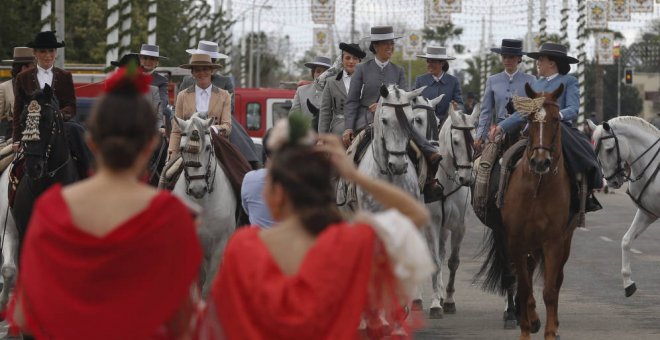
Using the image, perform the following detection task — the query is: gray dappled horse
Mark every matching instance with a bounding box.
[172,113,236,295]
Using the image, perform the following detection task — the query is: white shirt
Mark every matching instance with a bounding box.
[195,85,211,113]
[342,70,352,93]
[545,73,559,82]
[504,69,519,81]
[37,65,54,89]
[432,73,445,83]
[374,58,389,69]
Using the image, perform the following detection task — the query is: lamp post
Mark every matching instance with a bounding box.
[255,4,272,88]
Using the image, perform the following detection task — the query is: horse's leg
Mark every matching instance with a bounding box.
[542,240,566,340]
[526,252,541,334]
[0,208,18,313]
[443,223,464,314]
[621,209,657,297]
[428,217,446,318]
[512,250,533,340]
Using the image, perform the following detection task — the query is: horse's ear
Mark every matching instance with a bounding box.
[603,122,611,132]
[551,83,564,100]
[43,84,53,98]
[407,86,426,100]
[447,100,460,123]
[468,102,481,124]
[173,117,186,129]
[524,82,536,98]
[380,85,389,98]
[429,93,444,108]
[587,119,598,132]
[206,118,214,128]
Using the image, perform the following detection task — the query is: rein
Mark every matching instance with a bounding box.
[374,102,411,176]
[181,129,217,196]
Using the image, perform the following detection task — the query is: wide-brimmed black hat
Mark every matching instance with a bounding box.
[26,31,65,49]
[526,43,579,64]
[491,39,526,56]
[339,42,366,59]
[110,53,140,67]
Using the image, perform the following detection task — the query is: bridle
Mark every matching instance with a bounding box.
[21,100,71,179]
[374,102,412,176]
[180,128,217,196]
[526,100,561,172]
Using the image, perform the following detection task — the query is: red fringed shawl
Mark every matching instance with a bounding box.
[9,185,202,339]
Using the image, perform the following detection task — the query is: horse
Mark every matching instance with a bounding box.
[479,83,577,340]
[412,98,480,319]
[350,84,425,212]
[588,117,660,297]
[0,167,19,313]
[172,112,236,295]
[11,84,80,245]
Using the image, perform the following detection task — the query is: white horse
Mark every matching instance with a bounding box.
[0,166,19,313]
[589,117,660,297]
[412,99,481,318]
[172,113,237,295]
[351,85,426,212]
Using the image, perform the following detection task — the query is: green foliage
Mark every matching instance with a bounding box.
[461,54,503,98]
[288,110,311,144]
[0,0,49,61]
[584,59,643,120]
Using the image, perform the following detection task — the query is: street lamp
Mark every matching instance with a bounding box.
[255,4,272,88]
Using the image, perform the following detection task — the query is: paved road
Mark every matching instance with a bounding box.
[415,189,660,339]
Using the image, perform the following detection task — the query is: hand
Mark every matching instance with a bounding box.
[506,99,515,115]
[451,101,459,111]
[368,103,378,113]
[159,128,166,136]
[473,139,483,152]
[316,134,358,182]
[342,129,354,148]
[488,125,504,142]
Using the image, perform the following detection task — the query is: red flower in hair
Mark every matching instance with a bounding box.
[104,63,152,95]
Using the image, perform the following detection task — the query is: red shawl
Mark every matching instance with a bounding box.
[208,224,407,340]
[9,185,202,339]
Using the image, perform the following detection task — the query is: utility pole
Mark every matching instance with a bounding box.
[255,5,272,88]
[248,0,256,88]
[350,0,356,43]
[55,0,64,68]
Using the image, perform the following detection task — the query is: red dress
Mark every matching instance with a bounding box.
[8,185,203,339]
[204,223,410,340]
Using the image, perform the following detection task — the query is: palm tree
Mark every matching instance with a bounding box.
[423,22,464,52]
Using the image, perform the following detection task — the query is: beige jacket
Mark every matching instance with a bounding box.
[0,80,14,122]
[168,85,232,156]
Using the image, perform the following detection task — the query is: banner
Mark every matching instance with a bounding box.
[608,0,631,21]
[402,30,424,61]
[630,0,654,13]
[425,0,451,27]
[596,32,615,65]
[587,1,608,29]
[432,0,462,13]
[313,28,331,55]
[311,0,335,25]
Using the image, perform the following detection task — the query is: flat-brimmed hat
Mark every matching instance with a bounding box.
[369,26,402,42]
[179,54,222,69]
[26,31,65,49]
[110,53,140,67]
[339,42,366,59]
[186,40,228,59]
[526,43,579,64]
[2,47,34,64]
[417,46,455,60]
[491,39,526,56]
[139,44,168,59]
[304,56,332,69]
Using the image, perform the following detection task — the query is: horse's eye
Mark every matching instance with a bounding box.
[381,118,388,125]
[606,147,613,154]
[453,140,459,145]
[206,145,210,151]
[414,117,422,124]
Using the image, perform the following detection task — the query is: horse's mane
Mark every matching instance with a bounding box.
[609,116,660,136]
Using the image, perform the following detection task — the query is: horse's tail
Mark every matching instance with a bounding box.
[473,226,514,296]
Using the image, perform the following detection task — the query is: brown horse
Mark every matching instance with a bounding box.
[480,83,578,340]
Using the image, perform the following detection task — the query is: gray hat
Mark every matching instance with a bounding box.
[2,47,34,64]
[369,26,402,42]
[139,44,168,59]
[186,40,228,59]
[304,56,332,69]
[416,46,455,60]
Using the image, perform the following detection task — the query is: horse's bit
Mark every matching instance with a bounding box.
[180,129,217,196]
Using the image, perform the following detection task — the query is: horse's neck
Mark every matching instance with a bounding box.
[617,127,659,179]
[371,123,387,169]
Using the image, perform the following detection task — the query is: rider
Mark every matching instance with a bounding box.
[138,44,172,123]
[0,47,34,141]
[343,26,444,202]
[289,55,332,131]
[414,45,465,132]
[475,39,536,151]
[494,42,603,212]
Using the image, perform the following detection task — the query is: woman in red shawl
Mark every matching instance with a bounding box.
[199,116,435,339]
[8,66,203,339]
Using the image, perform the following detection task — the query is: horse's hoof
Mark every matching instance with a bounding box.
[504,318,517,329]
[555,335,560,340]
[443,302,456,314]
[429,306,443,319]
[531,319,541,334]
[625,283,637,297]
[411,299,423,311]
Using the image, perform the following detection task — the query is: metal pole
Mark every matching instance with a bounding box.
[147,0,157,45]
[576,0,587,127]
[350,0,356,43]
[256,10,262,88]
[106,0,119,67]
[539,0,547,46]
[617,57,621,116]
[119,0,132,57]
[41,1,52,31]
[248,0,256,88]
[560,0,569,46]
[408,60,412,90]
[54,0,64,68]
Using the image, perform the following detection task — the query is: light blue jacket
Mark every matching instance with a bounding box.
[499,73,579,133]
[414,73,464,120]
[477,71,536,140]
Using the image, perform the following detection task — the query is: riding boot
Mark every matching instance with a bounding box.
[423,153,444,203]
[585,192,603,212]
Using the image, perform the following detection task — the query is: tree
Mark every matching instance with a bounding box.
[422,22,463,48]
[584,57,643,120]
[234,32,286,88]
[0,0,51,61]
[461,54,502,99]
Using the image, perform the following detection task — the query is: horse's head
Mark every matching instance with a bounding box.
[175,112,215,199]
[22,85,62,180]
[374,84,425,175]
[411,94,444,140]
[591,120,628,188]
[443,101,479,185]
[523,82,563,175]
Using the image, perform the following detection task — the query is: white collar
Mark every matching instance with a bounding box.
[195,84,212,94]
[343,70,352,78]
[432,72,444,82]
[504,69,518,80]
[37,65,53,73]
[545,73,559,81]
[374,58,389,69]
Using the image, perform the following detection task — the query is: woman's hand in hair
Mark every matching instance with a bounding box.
[316,134,359,182]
